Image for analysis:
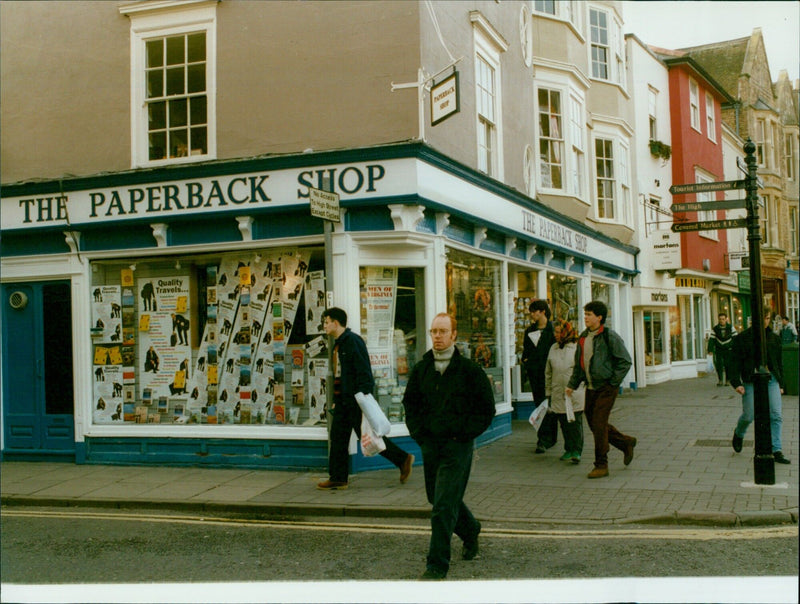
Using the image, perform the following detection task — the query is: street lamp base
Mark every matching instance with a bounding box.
[753,454,776,485]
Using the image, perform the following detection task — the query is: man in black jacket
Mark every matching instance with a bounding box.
[521,299,557,453]
[402,313,496,580]
[729,310,789,464]
[316,307,414,490]
[711,312,736,386]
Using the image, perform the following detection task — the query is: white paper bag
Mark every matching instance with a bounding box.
[565,396,575,422]
[355,392,391,437]
[528,399,549,431]
[360,414,386,457]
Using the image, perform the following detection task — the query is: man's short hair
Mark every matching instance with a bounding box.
[528,299,551,319]
[718,313,727,319]
[321,307,347,327]
[433,312,457,331]
[583,300,608,324]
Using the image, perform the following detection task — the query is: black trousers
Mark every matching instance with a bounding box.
[420,439,480,573]
[328,399,407,483]
[713,347,732,382]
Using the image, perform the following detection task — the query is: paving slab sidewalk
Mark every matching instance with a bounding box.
[2,374,797,527]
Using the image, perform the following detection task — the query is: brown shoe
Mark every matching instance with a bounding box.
[317,479,348,490]
[400,454,414,483]
[623,437,637,466]
[587,467,609,479]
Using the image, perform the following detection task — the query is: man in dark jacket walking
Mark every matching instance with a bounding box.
[316,307,414,490]
[521,299,557,453]
[402,313,496,580]
[710,312,736,386]
[729,310,789,464]
[566,300,635,479]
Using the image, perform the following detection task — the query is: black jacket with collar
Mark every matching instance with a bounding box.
[402,347,496,445]
[729,326,785,391]
[333,327,374,406]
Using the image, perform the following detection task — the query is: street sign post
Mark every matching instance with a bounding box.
[670,218,746,232]
[736,156,765,188]
[670,199,747,213]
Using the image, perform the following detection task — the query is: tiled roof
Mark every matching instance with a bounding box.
[678,37,750,98]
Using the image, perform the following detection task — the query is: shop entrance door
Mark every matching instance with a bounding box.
[2,281,75,457]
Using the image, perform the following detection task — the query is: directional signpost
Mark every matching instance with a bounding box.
[671,141,774,485]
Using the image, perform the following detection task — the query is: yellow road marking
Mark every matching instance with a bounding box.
[2,508,796,540]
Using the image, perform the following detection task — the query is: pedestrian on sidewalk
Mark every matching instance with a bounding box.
[780,316,797,344]
[545,318,583,464]
[521,299,557,454]
[729,310,790,464]
[402,313,496,580]
[316,307,414,490]
[565,301,636,479]
[711,313,736,386]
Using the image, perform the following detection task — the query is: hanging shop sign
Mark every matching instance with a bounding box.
[650,228,681,270]
[431,70,460,126]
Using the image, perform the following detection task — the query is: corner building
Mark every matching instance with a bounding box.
[0,1,636,470]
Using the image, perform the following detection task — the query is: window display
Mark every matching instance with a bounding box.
[591,281,613,329]
[644,311,665,366]
[548,272,578,325]
[359,266,425,423]
[90,247,326,426]
[445,248,504,401]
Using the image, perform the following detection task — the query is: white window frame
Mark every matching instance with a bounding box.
[589,7,609,81]
[784,132,796,180]
[122,0,218,169]
[689,79,700,132]
[472,14,506,180]
[789,206,798,255]
[536,87,565,190]
[705,93,716,142]
[755,118,767,167]
[648,87,658,141]
[760,194,771,246]
[695,171,718,241]
[569,94,586,200]
[592,126,632,224]
[534,0,556,16]
[594,137,616,220]
[619,141,630,224]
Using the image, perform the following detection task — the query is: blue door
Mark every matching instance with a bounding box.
[2,281,75,458]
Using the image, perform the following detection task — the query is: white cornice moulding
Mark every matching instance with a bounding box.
[150,223,169,247]
[236,216,254,242]
[388,204,425,232]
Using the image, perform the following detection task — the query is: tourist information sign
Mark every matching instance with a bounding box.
[669,180,745,195]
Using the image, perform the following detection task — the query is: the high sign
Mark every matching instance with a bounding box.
[671,199,747,212]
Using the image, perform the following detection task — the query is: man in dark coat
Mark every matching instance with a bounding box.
[316,307,414,490]
[729,310,789,464]
[521,299,557,453]
[402,313,496,580]
[710,312,736,386]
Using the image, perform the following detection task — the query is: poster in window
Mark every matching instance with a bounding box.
[137,275,192,413]
[91,285,122,342]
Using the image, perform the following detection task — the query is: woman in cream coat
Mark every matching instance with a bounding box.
[545,319,584,463]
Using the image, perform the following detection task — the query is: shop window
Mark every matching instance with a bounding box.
[89,247,328,427]
[513,270,539,393]
[670,294,703,362]
[644,311,665,366]
[359,266,425,423]
[548,272,578,326]
[446,248,504,400]
[591,281,613,330]
[732,296,745,333]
